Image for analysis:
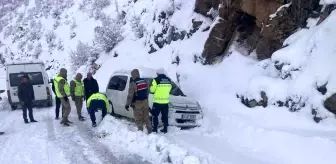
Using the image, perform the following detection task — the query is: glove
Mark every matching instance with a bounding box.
[63,96,69,102]
[20,101,24,105]
[125,105,129,111]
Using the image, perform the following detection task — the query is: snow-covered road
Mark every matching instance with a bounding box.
[0,104,150,164]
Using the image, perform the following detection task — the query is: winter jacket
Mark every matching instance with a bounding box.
[83,78,99,99]
[150,74,172,104]
[18,82,35,103]
[126,77,149,106]
[52,77,68,95]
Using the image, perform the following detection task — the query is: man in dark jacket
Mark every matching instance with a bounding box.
[83,72,99,101]
[125,69,152,133]
[18,75,37,124]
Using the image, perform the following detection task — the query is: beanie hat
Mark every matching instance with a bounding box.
[156,68,165,75]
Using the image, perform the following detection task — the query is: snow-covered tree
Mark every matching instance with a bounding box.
[94,16,124,52]
[93,0,111,10]
[70,41,99,71]
[130,16,145,38]
[33,43,42,59]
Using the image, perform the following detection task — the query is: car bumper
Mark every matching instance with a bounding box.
[11,99,51,106]
[168,110,203,127]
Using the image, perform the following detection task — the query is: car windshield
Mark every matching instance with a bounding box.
[144,78,186,96]
[9,72,44,86]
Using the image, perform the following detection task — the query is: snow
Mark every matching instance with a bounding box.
[320,0,336,5]
[0,102,149,164]
[269,3,292,20]
[1,0,336,164]
[97,116,202,164]
[6,59,44,65]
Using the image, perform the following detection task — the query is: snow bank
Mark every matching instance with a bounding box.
[96,116,202,164]
[238,10,336,119]
[320,0,336,5]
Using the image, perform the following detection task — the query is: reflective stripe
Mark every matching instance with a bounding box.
[54,76,70,98]
[150,79,172,104]
[87,93,109,112]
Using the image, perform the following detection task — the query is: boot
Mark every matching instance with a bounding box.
[62,122,70,127]
[24,119,29,124]
[78,116,85,121]
[152,128,158,133]
[30,120,38,123]
[0,132,4,135]
[66,120,73,124]
[55,117,59,120]
[160,127,167,133]
[92,122,97,127]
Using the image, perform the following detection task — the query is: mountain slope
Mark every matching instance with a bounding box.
[1,0,336,164]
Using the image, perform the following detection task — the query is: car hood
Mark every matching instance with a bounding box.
[170,95,199,108]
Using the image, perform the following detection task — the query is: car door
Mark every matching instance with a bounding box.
[24,64,47,101]
[26,72,46,101]
[8,72,25,103]
[106,75,128,116]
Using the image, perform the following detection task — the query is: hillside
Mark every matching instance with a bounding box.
[1,0,336,164]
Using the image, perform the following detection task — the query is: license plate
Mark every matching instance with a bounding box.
[181,114,196,120]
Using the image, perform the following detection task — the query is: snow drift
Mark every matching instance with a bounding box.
[1,0,336,164]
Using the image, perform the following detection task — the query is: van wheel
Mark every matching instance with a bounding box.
[47,101,53,107]
[11,105,17,110]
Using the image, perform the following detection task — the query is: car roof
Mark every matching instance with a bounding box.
[112,67,158,78]
[6,59,44,66]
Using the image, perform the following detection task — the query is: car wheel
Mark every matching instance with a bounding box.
[11,105,17,110]
[109,101,115,116]
[47,101,53,107]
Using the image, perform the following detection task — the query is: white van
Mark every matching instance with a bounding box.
[6,60,53,110]
[105,67,203,127]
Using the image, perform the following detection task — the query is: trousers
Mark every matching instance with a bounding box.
[151,103,169,131]
[89,100,107,124]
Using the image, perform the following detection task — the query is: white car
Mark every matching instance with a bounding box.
[6,60,53,109]
[105,68,203,127]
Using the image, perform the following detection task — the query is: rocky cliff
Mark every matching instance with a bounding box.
[195,0,336,63]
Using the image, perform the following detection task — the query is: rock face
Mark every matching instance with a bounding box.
[324,94,336,115]
[195,0,329,63]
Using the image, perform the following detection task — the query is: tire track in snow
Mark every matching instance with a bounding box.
[47,104,151,164]
[46,115,98,164]
[74,120,151,164]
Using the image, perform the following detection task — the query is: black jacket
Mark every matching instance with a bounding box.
[83,78,99,98]
[18,82,35,102]
[51,79,56,94]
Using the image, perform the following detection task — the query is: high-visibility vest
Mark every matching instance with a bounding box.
[54,76,70,98]
[150,75,172,104]
[87,93,109,112]
[72,79,84,96]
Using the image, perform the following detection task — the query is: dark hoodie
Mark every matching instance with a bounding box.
[18,80,35,102]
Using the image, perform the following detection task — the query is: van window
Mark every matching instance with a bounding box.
[9,72,44,86]
[108,75,127,91]
[144,78,186,96]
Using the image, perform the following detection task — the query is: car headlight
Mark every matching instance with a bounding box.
[168,102,174,108]
[197,102,202,109]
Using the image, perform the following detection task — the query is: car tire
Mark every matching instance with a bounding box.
[109,101,115,116]
[11,105,17,110]
[47,101,53,107]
